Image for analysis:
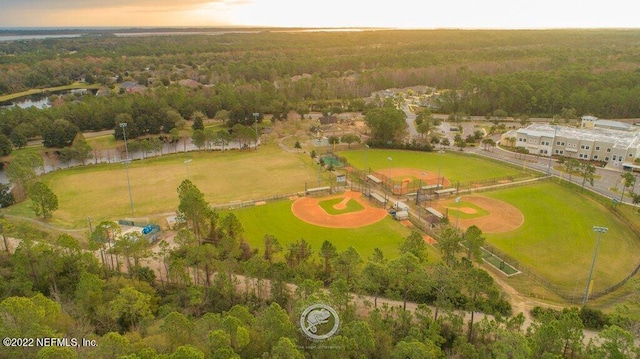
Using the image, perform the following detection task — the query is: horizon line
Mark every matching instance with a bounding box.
[2,26,640,31]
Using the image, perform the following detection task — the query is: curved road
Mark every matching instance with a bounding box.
[401,104,419,139]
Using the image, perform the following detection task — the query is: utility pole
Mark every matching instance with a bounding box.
[119,122,134,217]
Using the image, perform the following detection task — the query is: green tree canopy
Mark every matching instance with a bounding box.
[29,181,58,219]
[43,119,79,148]
[365,105,407,144]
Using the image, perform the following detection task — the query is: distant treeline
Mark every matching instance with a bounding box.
[2,29,640,127]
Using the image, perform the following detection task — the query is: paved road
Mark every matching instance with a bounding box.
[401,104,419,139]
[466,141,627,204]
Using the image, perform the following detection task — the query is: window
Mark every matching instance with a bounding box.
[607,148,611,152]
[613,155,617,160]
[572,144,577,147]
[560,150,564,155]
[596,146,600,151]
[605,157,609,161]
[555,150,560,154]
[594,155,599,159]
[580,145,585,149]
[629,153,634,157]
[556,141,561,145]
[586,146,590,150]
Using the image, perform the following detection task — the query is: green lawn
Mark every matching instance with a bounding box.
[338,149,526,183]
[224,199,441,261]
[484,182,640,291]
[3,144,330,228]
[318,197,364,215]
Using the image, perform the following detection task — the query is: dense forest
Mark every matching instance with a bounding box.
[2,30,640,125]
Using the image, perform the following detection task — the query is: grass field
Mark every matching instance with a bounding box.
[224,199,440,261]
[318,198,364,215]
[483,182,640,291]
[2,144,329,228]
[338,149,527,183]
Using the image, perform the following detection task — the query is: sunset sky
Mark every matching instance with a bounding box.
[1,0,638,29]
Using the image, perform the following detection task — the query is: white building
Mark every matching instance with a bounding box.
[515,123,640,169]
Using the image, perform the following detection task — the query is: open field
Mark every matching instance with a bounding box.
[483,182,640,292]
[224,199,442,261]
[337,149,527,183]
[2,144,327,228]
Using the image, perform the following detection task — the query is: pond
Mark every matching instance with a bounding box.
[0,88,97,109]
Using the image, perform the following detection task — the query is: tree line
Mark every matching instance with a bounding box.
[2,179,639,357]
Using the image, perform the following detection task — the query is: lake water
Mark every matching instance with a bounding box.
[0,89,94,109]
[0,34,81,42]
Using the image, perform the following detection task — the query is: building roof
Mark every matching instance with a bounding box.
[595,119,633,131]
[519,123,640,150]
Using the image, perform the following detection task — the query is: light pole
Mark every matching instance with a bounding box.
[184,159,192,180]
[436,149,444,188]
[582,226,608,305]
[387,156,392,204]
[252,112,259,150]
[119,122,134,217]
[317,138,322,186]
[364,144,369,174]
[455,196,461,231]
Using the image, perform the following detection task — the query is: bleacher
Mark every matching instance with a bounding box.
[366,174,382,184]
[370,192,387,204]
[434,188,457,195]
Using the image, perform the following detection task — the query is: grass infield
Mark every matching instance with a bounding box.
[318,197,365,215]
[442,200,489,219]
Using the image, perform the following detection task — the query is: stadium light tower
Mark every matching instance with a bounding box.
[252,112,260,150]
[317,138,322,186]
[184,159,192,180]
[119,122,134,217]
[455,196,461,231]
[582,226,608,305]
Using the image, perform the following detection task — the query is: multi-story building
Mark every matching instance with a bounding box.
[514,121,640,169]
